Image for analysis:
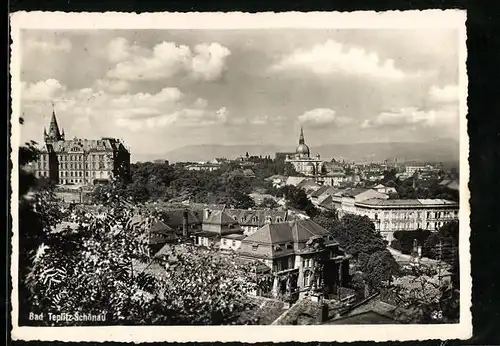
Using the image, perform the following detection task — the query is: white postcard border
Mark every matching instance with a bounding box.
[10,10,471,342]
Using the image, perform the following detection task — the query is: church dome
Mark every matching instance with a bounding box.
[296,143,310,156]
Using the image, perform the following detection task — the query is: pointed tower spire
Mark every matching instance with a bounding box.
[299,126,305,145]
[45,103,63,143]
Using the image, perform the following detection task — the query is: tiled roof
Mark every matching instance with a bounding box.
[285,176,306,186]
[203,210,239,225]
[160,209,201,228]
[239,219,335,259]
[356,198,458,207]
[310,185,329,198]
[318,195,334,208]
[225,209,288,226]
[149,221,174,234]
[341,187,369,197]
[42,137,125,153]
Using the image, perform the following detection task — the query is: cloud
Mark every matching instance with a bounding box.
[93,78,130,94]
[106,39,231,82]
[190,43,232,81]
[298,108,352,126]
[106,37,143,63]
[21,81,229,134]
[428,84,459,103]
[361,106,458,129]
[21,79,66,101]
[271,39,413,80]
[24,37,72,54]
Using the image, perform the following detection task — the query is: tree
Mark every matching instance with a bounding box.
[23,204,267,326]
[392,273,459,324]
[364,249,400,288]
[392,229,432,255]
[258,197,279,209]
[278,185,318,217]
[311,209,339,232]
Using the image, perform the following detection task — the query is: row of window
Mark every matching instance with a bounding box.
[380,221,446,230]
[240,216,284,224]
[222,239,238,247]
[375,210,458,220]
[59,171,106,177]
[58,154,107,161]
[56,162,108,169]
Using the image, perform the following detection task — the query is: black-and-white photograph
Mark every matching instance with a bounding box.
[10,11,469,342]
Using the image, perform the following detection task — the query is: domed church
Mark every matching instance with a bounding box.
[285,127,324,176]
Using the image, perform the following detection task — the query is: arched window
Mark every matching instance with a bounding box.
[304,270,311,287]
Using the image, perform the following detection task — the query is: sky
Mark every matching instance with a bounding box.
[18,28,461,160]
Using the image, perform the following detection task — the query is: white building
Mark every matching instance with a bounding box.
[352,198,459,241]
[284,127,324,176]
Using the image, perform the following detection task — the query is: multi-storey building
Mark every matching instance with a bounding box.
[237,219,350,300]
[284,128,324,176]
[352,198,459,241]
[34,110,130,185]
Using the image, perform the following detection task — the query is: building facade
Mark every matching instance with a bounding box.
[351,198,459,241]
[285,128,324,176]
[237,219,351,300]
[34,110,130,185]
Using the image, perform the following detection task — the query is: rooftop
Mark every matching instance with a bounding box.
[42,137,126,153]
[356,198,458,207]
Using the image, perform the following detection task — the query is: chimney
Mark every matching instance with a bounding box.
[182,209,189,238]
[316,301,329,323]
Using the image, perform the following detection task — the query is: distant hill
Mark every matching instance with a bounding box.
[135,139,459,164]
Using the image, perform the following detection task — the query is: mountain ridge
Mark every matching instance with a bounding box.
[135,139,459,164]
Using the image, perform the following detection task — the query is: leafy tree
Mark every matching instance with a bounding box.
[278,185,318,217]
[311,209,339,232]
[392,274,459,324]
[364,249,400,288]
[258,197,279,209]
[23,204,267,325]
[333,214,386,257]
[392,229,432,254]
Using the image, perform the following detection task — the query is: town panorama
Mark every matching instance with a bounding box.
[17,25,462,328]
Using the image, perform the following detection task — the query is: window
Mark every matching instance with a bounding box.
[304,271,311,287]
[276,217,283,223]
[252,244,258,251]
[222,239,227,246]
[286,243,293,250]
[232,240,236,247]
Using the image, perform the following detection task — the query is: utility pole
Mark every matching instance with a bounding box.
[437,240,443,287]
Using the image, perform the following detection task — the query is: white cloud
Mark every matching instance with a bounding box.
[106,37,143,63]
[271,39,411,80]
[93,78,130,94]
[106,39,231,82]
[429,84,459,103]
[21,82,228,134]
[298,108,351,126]
[362,106,458,129]
[24,37,72,54]
[190,43,231,81]
[21,79,66,101]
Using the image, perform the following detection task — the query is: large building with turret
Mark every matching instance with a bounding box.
[33,109,131,185]
[284,128,324,176]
